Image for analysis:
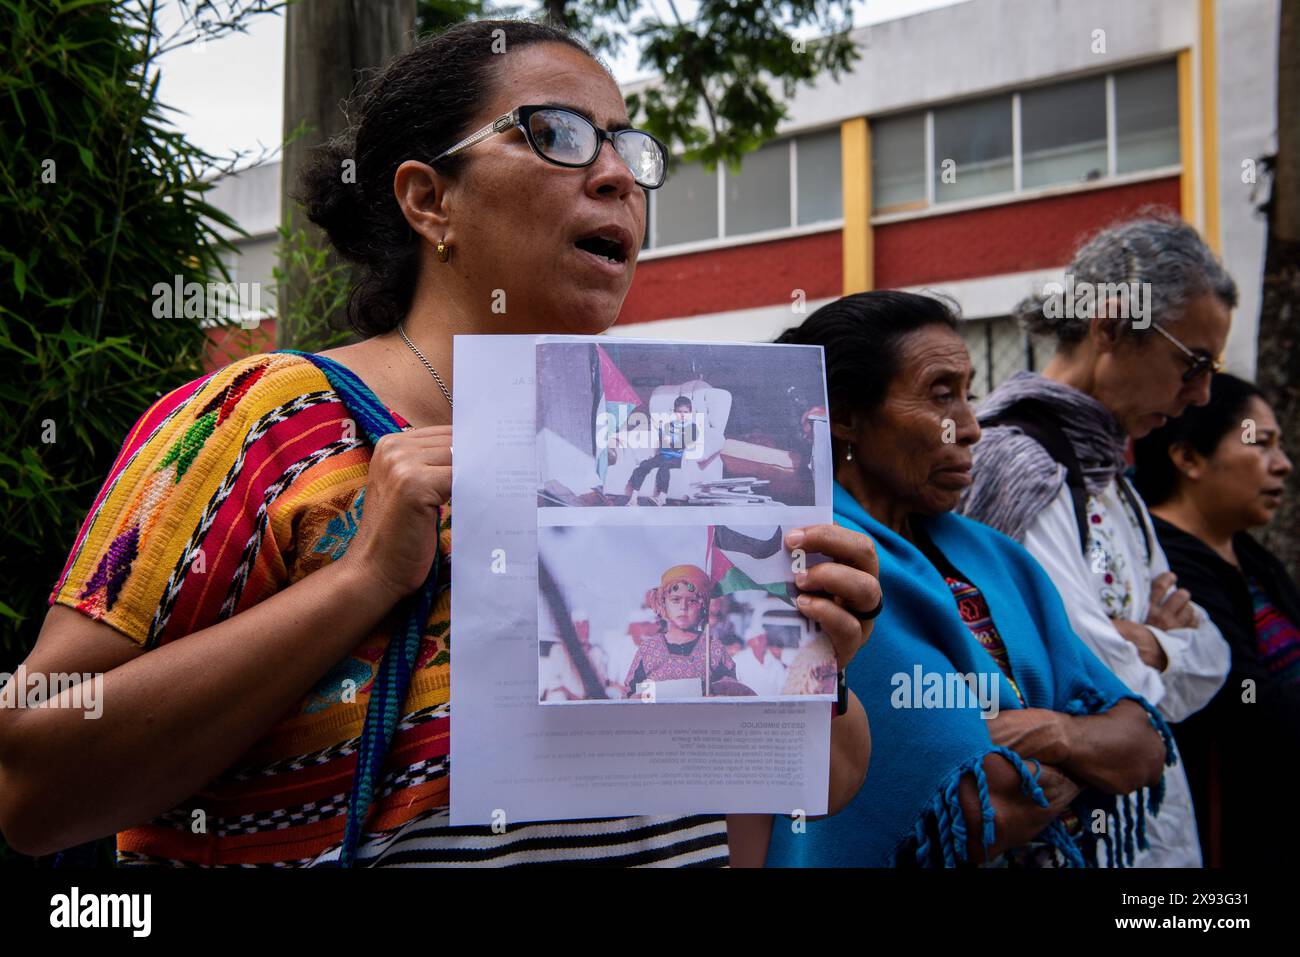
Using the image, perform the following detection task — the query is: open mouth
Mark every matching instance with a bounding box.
[573,228,631,266]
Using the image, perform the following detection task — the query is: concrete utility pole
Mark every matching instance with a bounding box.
[279,0,417,344]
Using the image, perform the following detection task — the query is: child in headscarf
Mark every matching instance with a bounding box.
[624,564,738,697]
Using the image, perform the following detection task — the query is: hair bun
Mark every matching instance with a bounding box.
[1015,290,1090,345]
[296,135,370,265]
[1014,291,1051,336]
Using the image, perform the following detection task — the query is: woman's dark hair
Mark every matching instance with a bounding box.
[1016,208,1238,348]
[298,19,602,336]
[1132,372,1265,505]
[773,290,961,419]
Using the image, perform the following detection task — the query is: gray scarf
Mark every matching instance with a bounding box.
[960,371,1128,541]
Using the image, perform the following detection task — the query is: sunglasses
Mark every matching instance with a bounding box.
[431,105,669,190]
[1150,322,1223,383]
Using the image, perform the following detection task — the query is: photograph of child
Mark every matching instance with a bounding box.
[536,523,835,703]
[623,396,699,507]
[536,338,828,507]
[622,563,745,698]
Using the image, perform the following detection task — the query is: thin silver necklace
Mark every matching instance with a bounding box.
[397,323,452,410]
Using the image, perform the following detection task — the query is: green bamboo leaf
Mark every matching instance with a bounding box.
[1,0,286,658]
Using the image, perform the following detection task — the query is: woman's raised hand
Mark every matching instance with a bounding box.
[785,525,882,673]
[337,425,453,602]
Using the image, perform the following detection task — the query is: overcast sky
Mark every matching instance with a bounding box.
[155,0,966,166]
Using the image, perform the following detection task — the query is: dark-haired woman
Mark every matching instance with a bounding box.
[959,214,1234,866]
[1133,373,1299,867]
[764,291,1170,868]
[0,20,877,866]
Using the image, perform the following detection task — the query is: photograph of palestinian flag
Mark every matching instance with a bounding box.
[708,525,796,605]
[535,337,830,508]
[536,523,836,704]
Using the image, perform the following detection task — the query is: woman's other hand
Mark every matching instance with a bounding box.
[1144,571,1197,631]
[958,754,1081,863]
[992,700,1165,795]
[987,707,1072,766]
[1112,618,1170,671]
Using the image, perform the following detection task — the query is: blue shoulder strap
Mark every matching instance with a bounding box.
[277,350,444,867]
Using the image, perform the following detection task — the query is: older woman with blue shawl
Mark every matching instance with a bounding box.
[764,292,1174,867]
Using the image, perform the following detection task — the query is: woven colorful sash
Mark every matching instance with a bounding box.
[278,350,444,867]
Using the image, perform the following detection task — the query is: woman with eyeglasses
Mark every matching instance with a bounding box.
[1133,374,1299,867]
[1,20,878,866]
[958,212,1235,866]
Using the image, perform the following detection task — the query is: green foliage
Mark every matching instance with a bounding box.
[415,0,859,169]
[627,0,858,168]
[540,0,640,60]
[273,217,355,353]
[0,0,269,660]
[416,0,519,34]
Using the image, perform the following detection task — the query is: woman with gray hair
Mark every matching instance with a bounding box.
[959,211,1234,866]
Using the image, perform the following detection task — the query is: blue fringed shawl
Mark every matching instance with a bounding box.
[766,482,1174,867]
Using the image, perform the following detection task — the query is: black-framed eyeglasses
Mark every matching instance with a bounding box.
[1151,322,1223,382]
[431,105,669,189]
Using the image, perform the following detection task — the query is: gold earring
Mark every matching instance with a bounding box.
[435,239,450,263]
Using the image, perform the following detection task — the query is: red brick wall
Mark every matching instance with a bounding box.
[617,228,843,326]
[615,178,1179,326]
[203,319,276,372]
[874,176,1181,289]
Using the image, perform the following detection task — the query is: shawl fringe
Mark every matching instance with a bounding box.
[897,693,1176,869]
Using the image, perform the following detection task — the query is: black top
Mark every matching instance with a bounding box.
[1151,515,1300,867]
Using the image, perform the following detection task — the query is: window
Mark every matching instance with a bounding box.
[1115,61,1180,174]
[933,95,1013,202]
[871,113,925,210]
[653,159,718,247]
[1021,75,1107,188]
[871,60,1180,213]
[796,128,843,225]
[957,317,1032,397]
[726,141,790,236]
[647,129,841,249]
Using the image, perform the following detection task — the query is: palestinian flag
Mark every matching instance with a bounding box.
[594,344,640,485]
[707,525,795,605]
